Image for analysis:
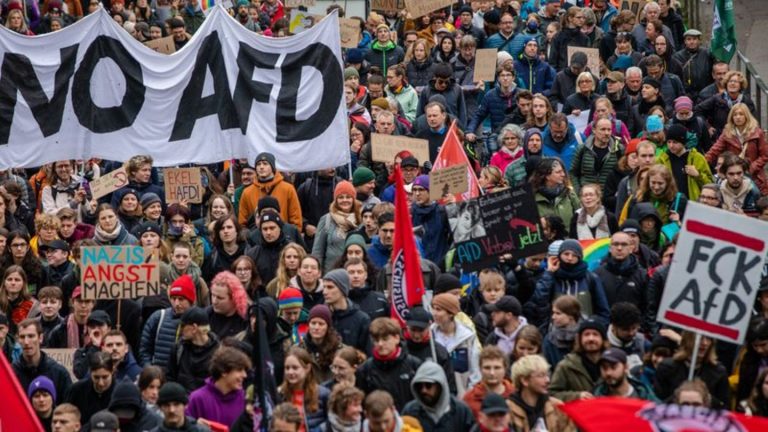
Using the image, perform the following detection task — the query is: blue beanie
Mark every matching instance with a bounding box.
[612,55,633,71]
[646,115,664,133]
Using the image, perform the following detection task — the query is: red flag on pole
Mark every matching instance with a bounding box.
[432,120,481,202]
[559,397,768,431]
[0,352,44,432]
[390,165,425,326]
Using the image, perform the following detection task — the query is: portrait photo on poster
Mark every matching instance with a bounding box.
[447,200,486,243]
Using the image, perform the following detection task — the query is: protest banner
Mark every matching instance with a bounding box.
[657,203,768,345]
[340,18,361,48]
[0,7,349,172]
[432,122,480,202]
[80,246,161,300]
[371,134,430,165]
[163,168,203,204]
[144,36,175,54]
[473,48,498,82]
[429,164,469,201]
[285,0,316,7]
[371,0,404,12]
[89,167,128,200]
[405,0,452,18]
[448,185,547,272]
[620,0,647,21]
[568,46,601,78]
[42,348,77,381]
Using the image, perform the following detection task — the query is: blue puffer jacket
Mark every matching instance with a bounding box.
[541,122,583,169]
[514,54,556,96]
[598,3,618,32]
[411,202,451,265]
[466,86,518,133]
[139,307,180,370]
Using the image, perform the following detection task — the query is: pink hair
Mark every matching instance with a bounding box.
[211,271,248,319]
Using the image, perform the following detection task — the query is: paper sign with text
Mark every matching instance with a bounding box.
[89,167,128,200]
[164,168,203,204]
[429,164,469,201]
[80,246,161,300]
[144,36,176,54]
[371,0,404,12]
[340,18,361,48]
[621,0,647,21]
[405,0,452,19]
[371,134,430,165]
[657,203,768,344]
[42,349,77,381]
[568,46,601,78]
[473,48,498,82]
[448,185,547,272]
[285,0,316,7]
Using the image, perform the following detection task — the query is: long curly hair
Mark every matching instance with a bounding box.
[211,271,248,319]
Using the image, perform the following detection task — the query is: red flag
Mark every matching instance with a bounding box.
[0,352,44,432]
[390,165,425,326]
[559,397,768,432]
[432,121,480,202]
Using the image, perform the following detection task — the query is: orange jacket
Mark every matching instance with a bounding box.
[237,172,303,231]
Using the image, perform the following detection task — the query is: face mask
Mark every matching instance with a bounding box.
[527,21,538,32]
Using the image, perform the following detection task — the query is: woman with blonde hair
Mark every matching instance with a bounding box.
[405,38,434,90]
[478,166,508,193]
[706,103,768,194]
[563,72,597,116]
[5,9,34,35]
[696,70,757,138]
[266,242,306,298]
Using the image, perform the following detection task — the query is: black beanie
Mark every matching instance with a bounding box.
[434,273,462,294]
[254,152,276,172]
[157,382,188,405]
[258,196,281,213]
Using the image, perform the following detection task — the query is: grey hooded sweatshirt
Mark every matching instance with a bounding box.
[401,361,476,432]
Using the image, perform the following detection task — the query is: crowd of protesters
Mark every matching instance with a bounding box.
[3,0,768,431]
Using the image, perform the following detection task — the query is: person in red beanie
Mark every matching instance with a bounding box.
[139,274,197,371]
[311,180,362,273]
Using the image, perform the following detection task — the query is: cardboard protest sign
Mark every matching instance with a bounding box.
[405,0,452,18]
[657,203,768,344]
[289,10,323,33]
[144,36,175,54]
[340,18,361,49]
[42,349,77,381]
[285,0,316,7]
[429,164,469,201]
[448,185,548,272]
[89,167,128,200]
[163,168,203,204]
[568,46,601,78]
[473,48,498,82]
[620,0,647,21]
[371,134,430,165]
[80,246,161,300]
[371,0,404,12]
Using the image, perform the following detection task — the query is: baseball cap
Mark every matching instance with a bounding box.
[87,310,111,327]
[481,393,509,415]
[599,348,628,365]
[38,239,70,253]
[90,410,119,432]
[485,296,522,316]
[406,306,432,329]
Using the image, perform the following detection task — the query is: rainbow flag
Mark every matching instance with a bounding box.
[201,0,215,14]
[580,238,611,271]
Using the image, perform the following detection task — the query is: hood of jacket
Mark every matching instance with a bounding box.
[433,318,475,352]
[628,202,663,228]
[410,361,451,423]
[253,171,286,194]
[258,297,278,336]
[109,378,142,412]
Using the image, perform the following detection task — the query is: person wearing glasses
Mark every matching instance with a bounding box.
[416,64,467,129]
[549,7,590,71]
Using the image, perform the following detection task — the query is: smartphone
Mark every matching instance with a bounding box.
[81,178,93,201]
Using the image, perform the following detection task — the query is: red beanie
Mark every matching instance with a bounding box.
[169,274,196,304]
[334,180,356,199]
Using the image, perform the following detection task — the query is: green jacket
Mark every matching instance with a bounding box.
[593,375,661,402]
[385,84,419,123]
[570,135,623,192]
[535,188,581,228]
[657,149,714,202]
[549,352,597,402]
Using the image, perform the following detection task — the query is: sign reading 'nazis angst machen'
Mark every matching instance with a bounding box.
[658,203,768,344]
[0,6,350,172]
[80,246,161,300]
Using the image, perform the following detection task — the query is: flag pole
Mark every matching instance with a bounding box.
[688,332,702,381]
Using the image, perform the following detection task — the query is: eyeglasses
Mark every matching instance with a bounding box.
[235,268,251,273]
[11,243,27,249]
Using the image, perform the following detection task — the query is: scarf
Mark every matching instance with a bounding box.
[500,145,525,162]
[555,261,588,282]
[723,92,743,109]
[575,207,611,239]
[66,314,88,349]
[538,184,564,201]
[721,180,752,210]
[94,222,122,243]
[327,413,362,432]
[373,346,401,362]
[329,205,358,234]
[547,322,579,350]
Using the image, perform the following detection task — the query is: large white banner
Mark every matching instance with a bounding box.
[0,7,349,171]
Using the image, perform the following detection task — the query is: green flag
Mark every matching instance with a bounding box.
[711,0,737,62]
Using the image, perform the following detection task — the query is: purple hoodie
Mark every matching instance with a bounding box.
[185,377,245,427]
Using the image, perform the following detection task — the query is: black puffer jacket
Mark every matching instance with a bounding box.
[332,301,372,354]
[594,254,649,327]
[407,58,435,90]
[549,27,590,71]
[202,243,246,282]
[356,345,422,411]
[259,297,291,385]
[672,47,714,100]
[348,285,389,320]
[64,377,115,425]
[245,233,289,284]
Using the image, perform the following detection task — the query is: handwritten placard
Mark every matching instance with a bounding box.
[568,46,601,78]
[90,167,128,200]
[371,0,404,12]
[43,348,77,381]
[371,134,430,165]
[405,0,452,19]
[473,48,498,82]
[163,168,203,204]
[449,186,547,272]
[340,18,361,49]
[620,0,647,21]
[80,246,161,300]
[429,164,469,201]
[144,36,175,54]
[285,0,316,7]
